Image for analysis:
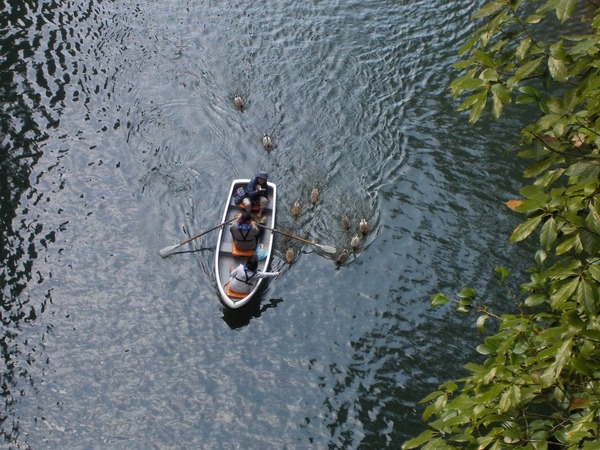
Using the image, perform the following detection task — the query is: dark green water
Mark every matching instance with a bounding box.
[2,0,532,447]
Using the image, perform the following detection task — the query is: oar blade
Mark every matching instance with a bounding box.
[159,244,180,258]
[316,244,336,254]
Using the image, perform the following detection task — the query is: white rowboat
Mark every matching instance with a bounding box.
[215,179,277,309]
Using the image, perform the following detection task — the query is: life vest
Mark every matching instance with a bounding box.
[236,223,254,242]
[235,267,257,285]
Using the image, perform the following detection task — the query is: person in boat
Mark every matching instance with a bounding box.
[230,210,261,251]
[242,171,270,218]
[228,254,280,294]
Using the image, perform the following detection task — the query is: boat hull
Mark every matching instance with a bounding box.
[215,179,277,309]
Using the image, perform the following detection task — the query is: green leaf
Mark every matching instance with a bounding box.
[422,403,437,421]
[577,279,597,316]
[518,85,541,99]
[476,344,493,355]
[447,393,476,410]
[543,259,582,279]
[535,168,565,189]
[457,288,475,299]
[565,161,600,182]
[588,263,600,282]
[580,230,600,256]
[555,234,581,255]
[449,70,485,97]
[510,215,543,243]
[554,0,576,23]
[516,37,532,61]
[476,315,489,333]
[420,390,445,404]
[469,90,488,124]
[513,57,544,83]
[565,310,585,329]
[525,293,547,306]
[515,94,537,105]
[537,112,562,130]
[585,208,600,235]
[548,56,568,82]
[402,429,436,449]
[524,155,560,178]
[458,35,479,56]
[491,83,511,119]
[568,35,600,55]
[550,277,580,309]
[472,49,495,68]
[473,1,505,19]
[478,383,506,403]
[457,89,486,111]
[499,385,522,412]
[581,328,600,341]
[480,68,499,82]
[431,293,450,307]
[535,249,547,266]
[540,339,573,387]
[494,266,509,280]
[520,184,545,199]
[540,217,558,251]
[572,357,594,377]
[491,83,511,103]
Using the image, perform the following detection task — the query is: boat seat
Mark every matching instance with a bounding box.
[225,282,247,299]
[231,241,254,258]
[220,242,255,257]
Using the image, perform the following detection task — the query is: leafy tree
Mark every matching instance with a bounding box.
[403,1,600,449]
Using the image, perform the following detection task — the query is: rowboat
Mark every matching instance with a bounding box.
[215,179,277,309]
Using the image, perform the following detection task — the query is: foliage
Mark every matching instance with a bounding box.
[404,1,600,449]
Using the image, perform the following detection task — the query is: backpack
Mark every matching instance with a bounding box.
[232,187,246,204]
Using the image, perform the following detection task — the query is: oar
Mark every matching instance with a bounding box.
[159,217,236,258]
[258,224,336,254]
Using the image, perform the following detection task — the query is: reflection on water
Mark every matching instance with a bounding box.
[1,0,533,447]
[221,297,285,330]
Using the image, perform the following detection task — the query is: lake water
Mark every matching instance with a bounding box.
[2,0,532,448]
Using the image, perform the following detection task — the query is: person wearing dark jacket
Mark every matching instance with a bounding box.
[242,171,270,218]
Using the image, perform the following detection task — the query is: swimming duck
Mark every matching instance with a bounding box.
[262,133,273,151]
[285,247,295,266]
[342,214,351,231]
[291,201,301,218]
[351,235,360,252]
[310,188,319,205]
[336,249,349,266]
[233,96,245,111]
[359,218,369,236]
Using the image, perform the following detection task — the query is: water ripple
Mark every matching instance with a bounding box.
[1,0,533,447]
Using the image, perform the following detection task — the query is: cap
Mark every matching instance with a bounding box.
[256,171,268,180]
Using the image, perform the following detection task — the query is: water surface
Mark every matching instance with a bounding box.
[2,0,531,447]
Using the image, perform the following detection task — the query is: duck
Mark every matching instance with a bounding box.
[233,95,245,111]
[291,201,301,218]
[310,188,319,205]
[351,235,360,252]
[342,214,351,231]
[335,249,349,266]
[285,247,295,267]
[262,133,273,151]
[359,218,369,236]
